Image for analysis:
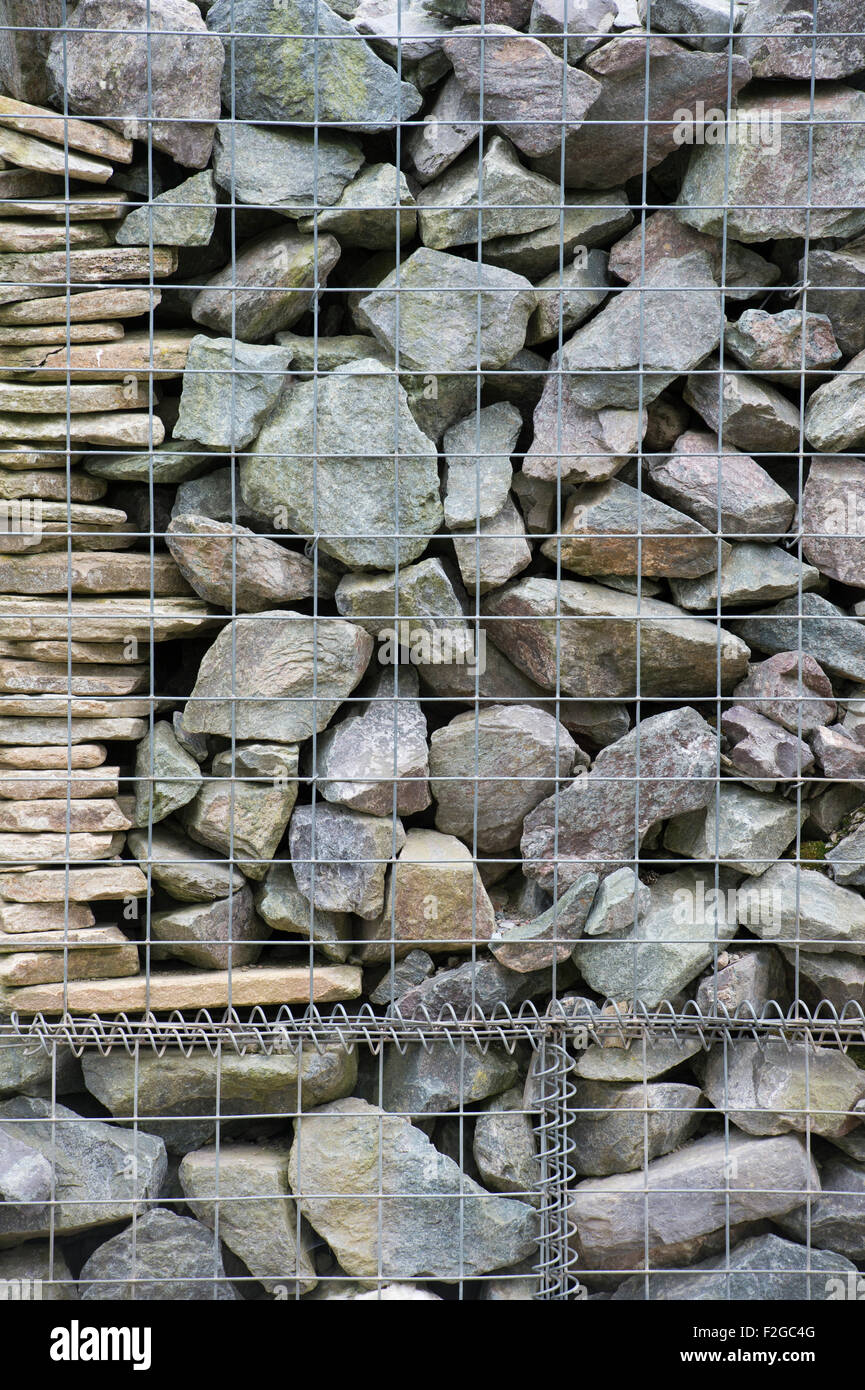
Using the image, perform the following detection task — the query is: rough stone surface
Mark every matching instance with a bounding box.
[79,1208,237,1300]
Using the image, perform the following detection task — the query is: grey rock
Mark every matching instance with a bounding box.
[417,136,560,250]
[180,743,299,878]
[665,783,804,876]
[171,468,269,530]
[430,704,577,853]
[474,1087,540,1201]
[527,248,610,346]
[47,0,224,168]
[85,440,214,487]
[381,1042,519,1114]
[638,0,736,49]
[0,1128,51,1207]
[443,24,601,159]
[684,360,803,453]
[369,949,435,1006]
[648,429,795,539]
[612,1233,857,1300]
[288,1097,537,1277]
[241,360,441,570]
[525,361,646,485]
[608,210,780,302]
[395,955,568,1016]
[354,247,536,372]
[166,514,332,612]
[737,0,865,78]
[180,1144,317,1295]
[806,352,865,453]
[721,705,814,779]
[82,1046,358,1152]
[491,872,598,972]
[183,611,373,744]
[724,308,840,388]
[351,0,453,88]
[529,0,617,59]
[731,594,865,685]
[827,821,865,889]
[798,241,865,359]
[0,1044,79,1099]
[570,1132,819,1273]
[151,885,262,970]
[548,477,723,578]
[574,1036,703,1082]
[572,868,738,1006]
[175,336,291,451]
[562,253,722,410]
[669,543,819,611]
[452,497,533,594]
[301,163,416,249]
[700,1038,865,1139]
[127,823,246,903]
[117,170,217,248]
[404,75,480,184]
[738,861,865,955]
[254,862,351,962]
[192,227,341,341]
[786,949,865,1010]
[444,402,520,529]
[79,1208,237,1300]
[732,651,836,735]
[0,1243,77,1301]
[0,1097,166,1242]
[537,34,749,187]
[211,120,363,214]
[482,577,749,703]
[207,0,423,131]
[803,454,865,584]
[778,1154,865,1261]
[315,666,430,818]
[677,86,865,243]
[811,725,865,780]
[483,189,632,278]
[571,1080,703,1177]
[521,707,720,891]
[290,802,405,920]
[584,868,651,937]
[133,719,201,827]
[695,947,789,1016]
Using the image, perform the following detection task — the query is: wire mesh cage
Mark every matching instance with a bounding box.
[0,0,863,1307]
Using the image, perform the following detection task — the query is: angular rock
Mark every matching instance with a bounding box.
[369,949,435,1006]
[739,862,865,954]
[180,1143,317,1294]
[701,1039,865,1139]
[583,868,651,938]
[612,1232,856,1300]
[524,363,646,485]
[381,1042,518,1114]
[529,0,617,59]
[167,515,330,612]
[732,594,865,684]
[482,576,750,700]
[443,24,601,159]
[527,248,610,346]
[806,352,865,453]
[133,720,201,826]
[483,189,632,278]
[827,821,865,889]
[290,802,404,920]
[430,704,577,852]
[778,1153,865,1261]
[721,705,814,780]
[803,455,865,584]
[443,402,520,529]
[452,497,533,594]
[183,611,373,744]
[0,1097,165,1242]
[725,308,840,388]
[474,1087,540,1200]
[695,947,788,1017]
[608,210,780,301]
[404,74,480,184]
[354,248,536,372]
[127,824,246,903]
[207,0,423,131]
[254,862,351,962]
[548,478,723,579]
[211,120,363,214]
[314,666,430,818]
[395,954,565,1016]
[811,725,865,780]
[684,360,803,453]
[151,885,262,970]
[638,0,736,50]
[491,872,598,972]
[669,543,819,611]
[116,170,217,248]
[287,1097,537,1278]
[571,1080,703,1178]
[417,135,561,249]
[360,827,497,962]
[574,1035,703,1082]
[242,360,441,570]
[570,1132,818,1273]
[180,744,299,878]
[79,1208,236,1300]
[175,336,291,451]
[303,163,416,249]
[732,652,836,735]
[799,241,865,359]
[677,86,865,243]
[665,783,804,876]
[737,0,865,79]
[192,227,341,342]
[522,707,719,891]
[0,1243,77,1301]
[82,1046,358,1152]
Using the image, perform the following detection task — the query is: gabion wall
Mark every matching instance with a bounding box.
[0,0,863,1304]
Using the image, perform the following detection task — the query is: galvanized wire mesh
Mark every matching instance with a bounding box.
[0,0,863,1304]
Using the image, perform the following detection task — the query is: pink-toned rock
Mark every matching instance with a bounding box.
[810,726,865,780]
[721,706,814,779]
[648,430,795,537]
[732,652,836,734]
